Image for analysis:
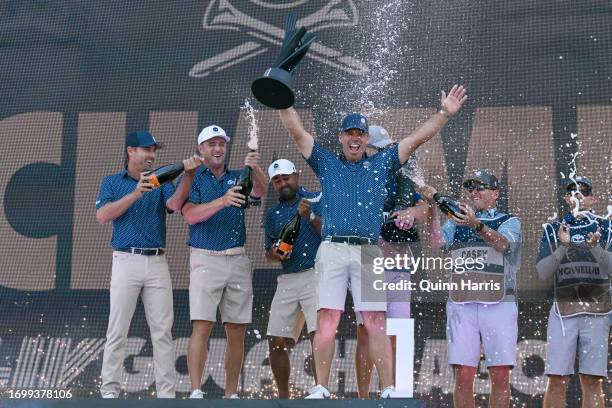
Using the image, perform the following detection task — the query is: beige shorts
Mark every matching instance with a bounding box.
[189,247,253,324]
[267,269,318,341]
[315,242,386,312]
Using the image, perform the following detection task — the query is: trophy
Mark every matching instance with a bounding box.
[251,13,315,109]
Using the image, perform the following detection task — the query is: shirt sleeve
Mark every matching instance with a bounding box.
[537,223,557,262]
[384,144,402,174]
[311,201,322,217]
[442,219,456,248]
[305,141,330,177]
[161,181,176,202]
[188,178,201,204]
[498,217,522,265]
[95,176,114,210]
[264,209,276,250]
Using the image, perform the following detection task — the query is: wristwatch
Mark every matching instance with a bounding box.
[475,222,485,233]
[309,211,316,222]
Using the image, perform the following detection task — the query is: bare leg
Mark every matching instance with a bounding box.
[361,311,393,389]
[488,366,511,408]
[268,336,291,398]
[579,374,605,408]
[187,320,214,391]
[543,375,569,408]
[355,324,373,398]
[312,309,342,388]
[224,323,246,397]
[453,364,477,408]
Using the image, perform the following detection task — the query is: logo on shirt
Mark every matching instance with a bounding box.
[363,161,371,169]
[571,234,586,244]
[228,179,236,185]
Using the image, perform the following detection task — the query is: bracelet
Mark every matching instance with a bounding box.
[438,109,451,118]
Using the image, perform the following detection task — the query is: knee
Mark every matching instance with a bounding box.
[547,375,570,391]
[361,312,385,335]
[488,366,511,387]
[191,321,213,338]
[317,309,341,335]
[224,323,246,340]
[454,365,477,388]
[268,337,287,353]
[579,374,604,392]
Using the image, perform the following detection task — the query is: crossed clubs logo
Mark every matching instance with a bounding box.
[189,0,369,78]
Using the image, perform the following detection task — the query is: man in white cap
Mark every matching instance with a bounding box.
[264,159,322,398]
[182,125,268,399]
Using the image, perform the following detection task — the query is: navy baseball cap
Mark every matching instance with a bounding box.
[125,130,162,149]
[463,170,499,190]
[565,176,593,192]
[340,113,369,133]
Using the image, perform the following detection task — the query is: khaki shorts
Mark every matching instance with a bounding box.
[189,247,252,324]
[315,242,386,312]
[267,269,318,341]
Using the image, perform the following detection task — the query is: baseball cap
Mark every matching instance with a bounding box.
[125,130,162,149]
[367,125,393,148]
[268,159,297,179]
[198,125,230,144]
[565,176,593,192]
[340,113,368,133]
[463,170,499,190]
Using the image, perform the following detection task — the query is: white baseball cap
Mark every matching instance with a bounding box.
[367,125,393,148]
[198,125,230,144]
[268,159,297,179]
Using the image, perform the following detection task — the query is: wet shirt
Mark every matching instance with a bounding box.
[187,166,246,251]
[96,169,175,248]
[265,188,322,274]
[305,141,401,239]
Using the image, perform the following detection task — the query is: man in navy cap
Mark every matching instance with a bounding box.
[536,176,610,408]
[277,85,467,398]
[96,130,204,398]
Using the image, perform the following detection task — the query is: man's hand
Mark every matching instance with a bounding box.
[440,84,468,117]
[586,227,601,248]
[558,223,571,246]
[417,185,437,204]
[272,244,292,260]
[221,186,246,208]
[245,151,261,169]
[298,200,312,219]
[183,155,205,175]
[134,172,154,196]
[450,203,480,229]
[391,207,417,230]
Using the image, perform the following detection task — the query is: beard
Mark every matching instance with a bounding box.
[279,185,297,201]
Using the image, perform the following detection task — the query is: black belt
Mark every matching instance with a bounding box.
[115,247,165,256]
[327,236,376,245]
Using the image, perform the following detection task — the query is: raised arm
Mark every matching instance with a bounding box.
[398,85,468,164]
[96,174,153,224]
[279,107,315,159]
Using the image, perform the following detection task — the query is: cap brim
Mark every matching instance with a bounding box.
[269,170,296,179]
[198,134,230,144]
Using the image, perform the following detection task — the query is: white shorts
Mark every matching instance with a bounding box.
[315,242,386,312]
[545,309,610,377]
[446,301,518,368]
[267,269,318,341]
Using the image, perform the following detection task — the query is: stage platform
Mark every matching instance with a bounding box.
[1,399,424,408]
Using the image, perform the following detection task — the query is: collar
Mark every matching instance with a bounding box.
[201,164,228,179]
[475,208,498,218]
[121,168,140,181]
[562,212,594,225]
[278,187,307,205]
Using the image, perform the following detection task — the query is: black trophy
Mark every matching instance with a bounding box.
[251,13,315,109]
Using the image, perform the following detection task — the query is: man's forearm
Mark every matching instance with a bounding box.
[182,199,226,225]
[251,166,268,198]
[398,112,448,163]
[96,192,140,224]
[536,247,567,281]
[476,225,510,254]
[166,174,195,212]
[279,108,314,158]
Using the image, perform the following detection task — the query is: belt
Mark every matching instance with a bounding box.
[115,247,165,256]
[191,246,246,256]
[325,236,376,245]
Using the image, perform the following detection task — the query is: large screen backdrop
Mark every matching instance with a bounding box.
[0,1,610,405]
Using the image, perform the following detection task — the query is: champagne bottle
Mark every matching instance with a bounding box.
[146,162,184,187]
[236,165,253,209]
[275,213,301,255]
[433,193,463,217]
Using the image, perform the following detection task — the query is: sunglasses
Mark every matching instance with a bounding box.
[463,183,494,192]
[566,188,592,197]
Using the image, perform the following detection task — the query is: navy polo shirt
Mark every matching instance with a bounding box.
[305,141,401,238]
[187,166,246,251]
[264,188,322,274]
[96,169,175,248]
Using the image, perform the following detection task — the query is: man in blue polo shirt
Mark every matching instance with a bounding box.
[96,130,204,398]
[278,84,468,399]
[264,159,322,398]
[182,125,268,399]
